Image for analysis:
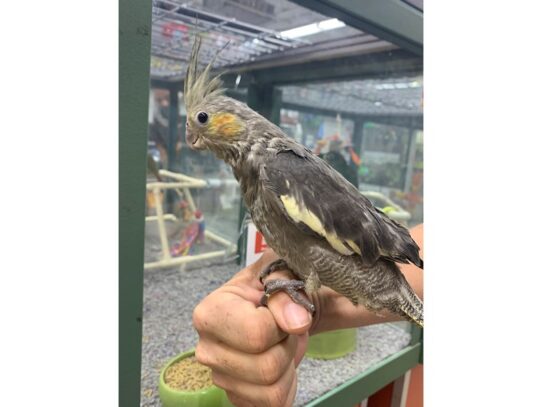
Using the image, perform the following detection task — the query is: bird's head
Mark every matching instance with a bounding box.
[184,36,256,158]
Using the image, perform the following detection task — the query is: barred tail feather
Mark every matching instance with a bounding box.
[398,287,424,328]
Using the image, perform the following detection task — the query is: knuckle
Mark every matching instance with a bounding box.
[194,342,211,367]
[226,391,250,407]
[211,371,224,388]
[244,319,270,353]
[264,382,288,407]
[258,352,282,385]
[192,302,207,333]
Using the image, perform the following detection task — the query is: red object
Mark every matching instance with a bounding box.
[170,222,199,257]
[368,382,394,406]
[162,22,188,38]
[194,209,202,219]
[255,231,268,253]
[348,146,362,167]
[367,365,423,407]
[406,365,423,407]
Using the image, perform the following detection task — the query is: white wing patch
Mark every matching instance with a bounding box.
[280,194,354,255]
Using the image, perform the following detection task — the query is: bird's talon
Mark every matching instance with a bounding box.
[260,278,315,315]
[259,259,292,284]
[259,293,270,307]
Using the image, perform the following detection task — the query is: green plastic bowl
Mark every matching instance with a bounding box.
[305,328,357,360]
[159,349,233,407]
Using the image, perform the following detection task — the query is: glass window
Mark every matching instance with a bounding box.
[279,77,423,227]
[138,1,423,405]
[280,108,359,187]
[144,89,240,271]
[359,121,411,190]
[393,129,423,225]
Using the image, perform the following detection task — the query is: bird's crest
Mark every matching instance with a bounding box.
[184,35,226,112]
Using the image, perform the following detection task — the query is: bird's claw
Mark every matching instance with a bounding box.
[259,279,315,315]
[259,259,292,284]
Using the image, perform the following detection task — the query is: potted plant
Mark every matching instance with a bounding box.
[159,349,233,407]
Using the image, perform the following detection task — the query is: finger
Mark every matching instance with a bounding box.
[225,373,297,407]
[213,360,296,407]
[294,332,308,367]
[250,249,281,276]
[193,294,287,353]
[284,370,298,406]
[231,250,281,291]
[268,293,312,335]
[225,392,254,407]
[195,335,297,385]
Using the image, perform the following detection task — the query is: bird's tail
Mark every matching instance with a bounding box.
[397,283,424,328]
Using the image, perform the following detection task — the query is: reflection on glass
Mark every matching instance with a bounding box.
[279,77,423,227]
[144,89,240,272]
[280,109,359,186]
[359,122,410,189]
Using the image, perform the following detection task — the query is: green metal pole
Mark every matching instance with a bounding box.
[167,89,179,211]
[178,115,187,173]
[168,89,179,170]
[305,343,422,406]
[403,121,418,193]
[119,0,151,406]
[353,118,365,159]
[288,0,423,55]
[247,83,282,124]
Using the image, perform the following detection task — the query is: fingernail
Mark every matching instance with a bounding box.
[284,303,311,330]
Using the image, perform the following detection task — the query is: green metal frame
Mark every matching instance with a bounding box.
[119,0,152,406]
[152,49,421,91]
[166,89,179,211]
[306,323,423,405]
[247,83,283,125]
[307,342,422,406]
[290,0,423,56]
[223,49,422,87]
[281,101,423,129]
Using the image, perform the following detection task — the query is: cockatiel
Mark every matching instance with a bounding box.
[184,36,424,327]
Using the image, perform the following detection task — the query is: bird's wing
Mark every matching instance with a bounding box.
[260,150,422,268]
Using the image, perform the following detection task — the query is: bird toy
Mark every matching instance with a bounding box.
[170,210,205,257]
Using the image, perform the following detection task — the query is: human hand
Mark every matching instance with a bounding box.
[193,223,424,407]
[193,251,313,407]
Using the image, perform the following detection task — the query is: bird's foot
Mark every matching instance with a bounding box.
[259,259,292,284]
[260,279,315,315]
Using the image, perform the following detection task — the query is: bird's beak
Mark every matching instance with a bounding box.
[185,121,203,150]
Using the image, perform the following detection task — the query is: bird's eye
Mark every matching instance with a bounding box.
[196,111,208,124]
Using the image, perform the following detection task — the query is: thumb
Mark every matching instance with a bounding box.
[265,273,312,336]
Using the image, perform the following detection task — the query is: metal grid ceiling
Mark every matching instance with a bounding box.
[150,0,393,79]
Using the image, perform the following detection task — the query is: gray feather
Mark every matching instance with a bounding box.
[183,40,424,327]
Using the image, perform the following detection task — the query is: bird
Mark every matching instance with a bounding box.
[183,36,423,327]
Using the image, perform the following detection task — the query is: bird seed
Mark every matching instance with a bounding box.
[164,356,213,391]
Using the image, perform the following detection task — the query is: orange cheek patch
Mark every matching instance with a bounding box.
[209,113,244,137]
